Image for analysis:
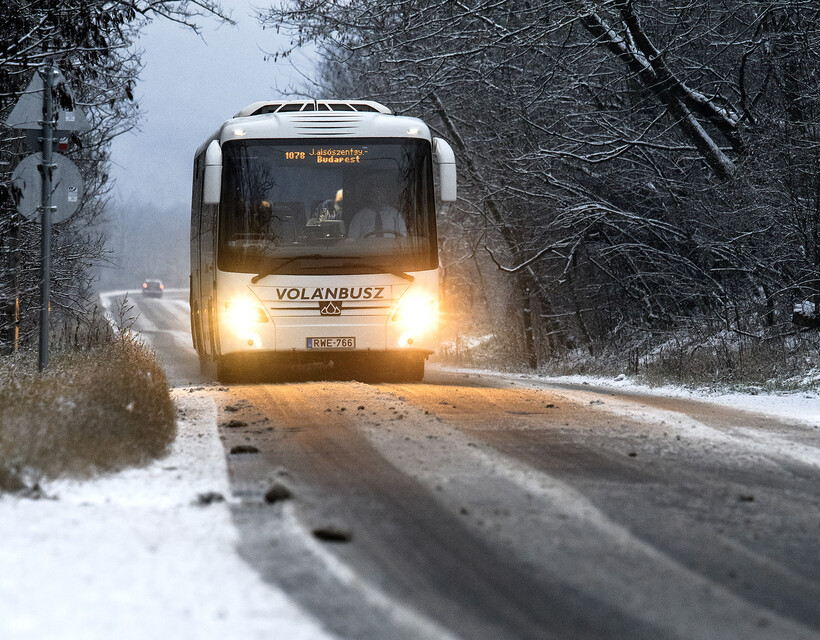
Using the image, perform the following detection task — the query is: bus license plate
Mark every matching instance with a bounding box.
[307,337,355,349]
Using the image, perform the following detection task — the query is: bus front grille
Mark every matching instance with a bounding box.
[267,300,392,318]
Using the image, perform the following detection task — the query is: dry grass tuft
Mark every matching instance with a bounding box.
[439,321,820,392]
[0,332,176,492]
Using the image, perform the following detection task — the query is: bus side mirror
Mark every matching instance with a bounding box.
[433,137,457,202]
[203,140,222,205]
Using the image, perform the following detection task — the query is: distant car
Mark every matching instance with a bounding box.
[142,279,164,297]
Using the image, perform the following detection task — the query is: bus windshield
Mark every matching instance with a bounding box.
[218,138,438,275]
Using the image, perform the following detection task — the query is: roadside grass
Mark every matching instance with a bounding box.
[0,330,176,492]
[625,330,820,392]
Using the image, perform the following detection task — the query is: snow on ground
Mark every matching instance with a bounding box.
[0,389,336,640]
[547,373,820,426]
[444,366,820,427]
[1,367,817,639]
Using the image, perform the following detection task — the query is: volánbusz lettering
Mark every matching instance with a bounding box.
[275,286,385,301]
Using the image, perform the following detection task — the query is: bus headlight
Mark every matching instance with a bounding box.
[392,293,438,338]
[224,297,269,332]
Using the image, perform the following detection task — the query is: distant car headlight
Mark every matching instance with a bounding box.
[224,297,269,332]
[392,292,438,346]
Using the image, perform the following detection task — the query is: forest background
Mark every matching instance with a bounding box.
[0,0,227,348]
[262,0,820,387]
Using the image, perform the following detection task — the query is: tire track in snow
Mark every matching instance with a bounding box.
[358,385,820,640]
[276,502,465,640]
[570,390,820,471]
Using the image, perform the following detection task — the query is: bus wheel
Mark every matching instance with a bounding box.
[406,356,425,382]
[199,352,217,378]
[393,355,424,382]
[216,357,237,384]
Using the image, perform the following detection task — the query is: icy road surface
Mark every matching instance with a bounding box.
[1,288,818,640]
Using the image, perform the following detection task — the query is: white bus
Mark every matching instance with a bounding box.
[190,100,457,382]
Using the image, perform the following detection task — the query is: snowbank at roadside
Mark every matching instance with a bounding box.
[0,389,335,640]
[539,374,820,427]
[441,366,820,427]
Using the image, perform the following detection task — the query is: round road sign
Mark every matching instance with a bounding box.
[11,152,83,223]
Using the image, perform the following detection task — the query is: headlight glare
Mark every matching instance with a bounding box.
[224,297,268,331]
[392,294,438,332]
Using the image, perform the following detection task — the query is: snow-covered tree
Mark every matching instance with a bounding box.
[261,0,820,367]
[0,1,229,350]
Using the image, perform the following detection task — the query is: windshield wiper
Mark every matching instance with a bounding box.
[300,262,415,282]
[252,257,415,283]
[251,254,325,284]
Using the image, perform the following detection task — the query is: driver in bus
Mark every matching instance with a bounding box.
[347,183,407,238]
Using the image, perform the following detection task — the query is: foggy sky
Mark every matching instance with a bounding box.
[108,4,311,211]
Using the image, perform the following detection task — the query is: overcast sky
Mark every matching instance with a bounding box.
[108,4,312,210]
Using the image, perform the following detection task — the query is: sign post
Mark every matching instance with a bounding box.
[39,66,55,371]
[5,66,89,370]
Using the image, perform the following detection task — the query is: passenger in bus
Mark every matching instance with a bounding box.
[250,200,273,234]
[307,190,346,237]
[347,184,407,238]
[247,200,299,245]
[307,195,343,226]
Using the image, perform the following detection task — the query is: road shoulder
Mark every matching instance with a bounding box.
[0,388,334,640]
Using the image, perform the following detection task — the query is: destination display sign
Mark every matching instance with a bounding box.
[284,146,369,164]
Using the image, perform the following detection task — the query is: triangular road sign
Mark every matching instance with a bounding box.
[6,71,91,132]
